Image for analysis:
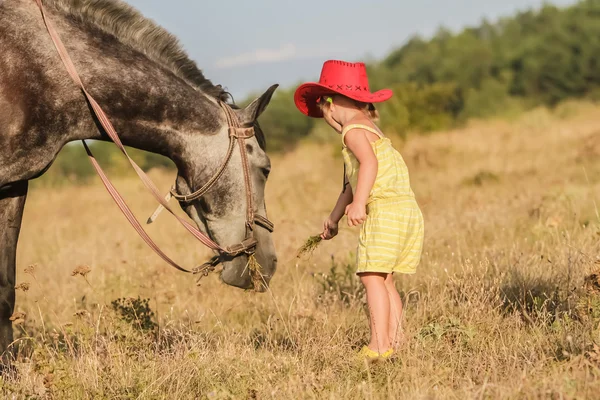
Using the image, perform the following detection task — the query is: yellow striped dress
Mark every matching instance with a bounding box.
[342,124,424,275]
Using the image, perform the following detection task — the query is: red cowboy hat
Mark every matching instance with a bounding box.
[294,60,393,118]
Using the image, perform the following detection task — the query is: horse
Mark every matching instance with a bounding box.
[0,0,278,363]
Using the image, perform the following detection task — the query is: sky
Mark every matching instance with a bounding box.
[127,0,577,100]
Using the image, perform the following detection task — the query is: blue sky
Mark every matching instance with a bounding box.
[127,0,577,99]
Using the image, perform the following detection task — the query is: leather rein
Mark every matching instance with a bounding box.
[33,0,274,278]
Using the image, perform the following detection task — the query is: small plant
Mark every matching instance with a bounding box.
[463,170,500,186]
[111,297,157,332]
[71,265,92,278]
[574,269,600,324]
[417,316,476,344]
[583,269,600,294]
[314,256,364,306]
[296,235,323,259]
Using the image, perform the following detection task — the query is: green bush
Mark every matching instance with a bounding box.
[379,82,461,136]
[462,79,525,119]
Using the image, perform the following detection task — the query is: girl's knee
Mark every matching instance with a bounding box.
[359,272,386,287]
[384,274,398,290]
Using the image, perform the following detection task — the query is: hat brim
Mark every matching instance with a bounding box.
[294,82,393,118]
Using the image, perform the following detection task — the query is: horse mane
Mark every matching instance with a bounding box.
[45,0,231,102]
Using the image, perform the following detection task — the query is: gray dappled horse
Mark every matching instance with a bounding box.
[0,0,278,363]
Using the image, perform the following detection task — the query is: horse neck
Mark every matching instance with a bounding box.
[56,15,225,166]
[70,73,224,168]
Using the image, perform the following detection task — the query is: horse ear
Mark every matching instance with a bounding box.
[239,84,279,123]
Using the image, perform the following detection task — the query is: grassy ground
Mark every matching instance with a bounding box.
[3,102,600,399]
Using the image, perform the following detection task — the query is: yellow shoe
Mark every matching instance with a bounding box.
[358,346,394,362]
[379,349,394,360]
[380,348,394,359]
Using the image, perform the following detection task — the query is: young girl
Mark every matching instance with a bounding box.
[294,60,424,361]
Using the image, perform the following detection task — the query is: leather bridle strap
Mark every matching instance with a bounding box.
[169,128,236,203]
[219,102,256,230]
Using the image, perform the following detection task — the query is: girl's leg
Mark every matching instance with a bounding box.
[384,273,404,349]
[359,272,391,352]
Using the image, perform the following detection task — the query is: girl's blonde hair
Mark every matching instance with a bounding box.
[318,94,380,121]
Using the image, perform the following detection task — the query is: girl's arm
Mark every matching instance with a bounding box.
[321,177,353,240]
[330,179,353,223]
[344,129,378,226]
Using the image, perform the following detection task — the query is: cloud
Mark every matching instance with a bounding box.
[215,43,299,69]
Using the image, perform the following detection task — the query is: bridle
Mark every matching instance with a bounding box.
[164,101,276,276]
[33,0,274,279]
[169,102,274,236]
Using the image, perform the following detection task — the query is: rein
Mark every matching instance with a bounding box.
[33,0,273,279]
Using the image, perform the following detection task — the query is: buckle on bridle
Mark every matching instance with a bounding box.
[192,255,221,284]
[229,127,255,139]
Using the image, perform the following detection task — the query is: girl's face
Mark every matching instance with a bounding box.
[320,96,343,133]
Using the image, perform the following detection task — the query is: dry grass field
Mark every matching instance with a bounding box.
[3,102,600,399]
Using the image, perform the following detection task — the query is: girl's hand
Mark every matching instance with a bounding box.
[321,218,339,240]
[345,202,367,227]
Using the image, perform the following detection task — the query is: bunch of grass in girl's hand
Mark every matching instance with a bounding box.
[296,235,323,258]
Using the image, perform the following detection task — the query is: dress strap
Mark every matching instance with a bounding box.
[341,124,384,147]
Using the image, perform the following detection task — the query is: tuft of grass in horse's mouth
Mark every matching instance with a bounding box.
[247,254,266,292]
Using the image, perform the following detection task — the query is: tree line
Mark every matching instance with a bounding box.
[44,0,599,183]
[258,0,600,145]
